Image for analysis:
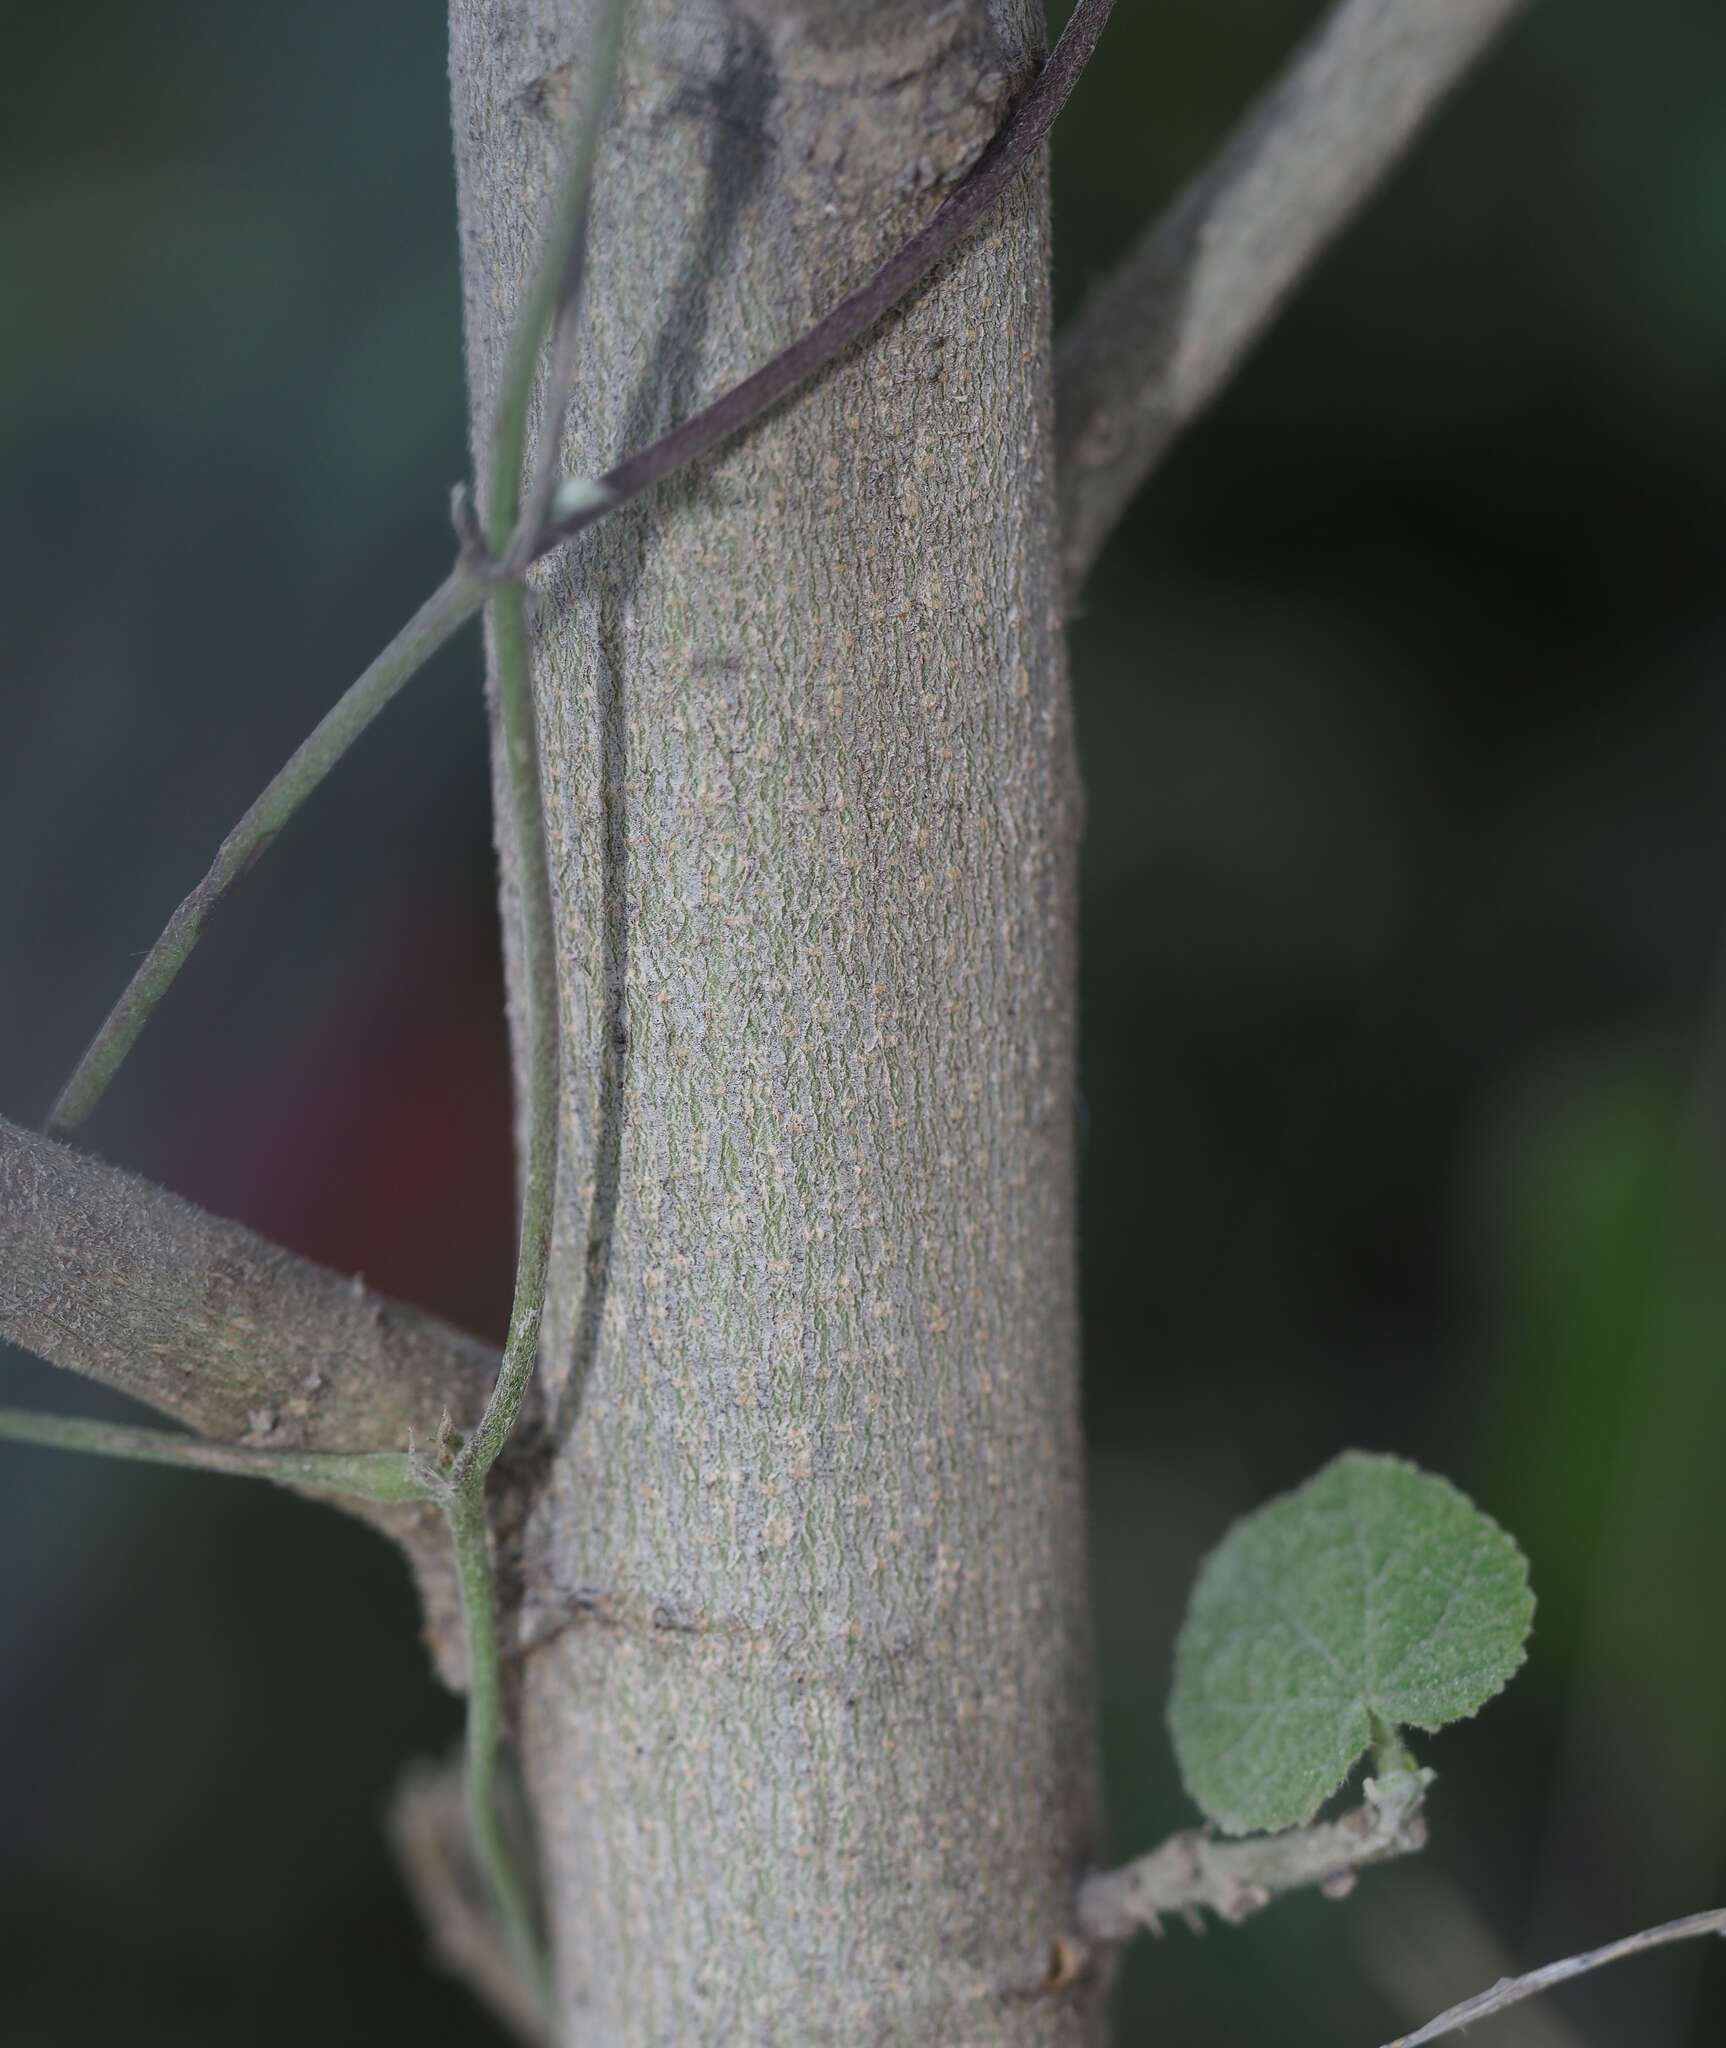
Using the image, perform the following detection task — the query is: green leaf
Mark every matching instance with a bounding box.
[1167,1451,1534,1834]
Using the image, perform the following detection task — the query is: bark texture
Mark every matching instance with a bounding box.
[0,1113,496,1682]
[449,1,1097,2040]
[0,1116,493,1447]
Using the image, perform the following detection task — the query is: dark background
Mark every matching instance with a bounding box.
[4,1,1725,2041]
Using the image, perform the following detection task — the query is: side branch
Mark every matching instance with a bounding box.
[1077,1769,1429,1942]
[0,1115,501,1685]
[1,1115,495,1449]
[1054,0,1526,599]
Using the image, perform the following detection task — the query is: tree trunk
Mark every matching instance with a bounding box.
[448,2,1097,2039]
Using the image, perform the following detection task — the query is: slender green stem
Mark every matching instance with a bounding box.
[448,1488,553,2010]
[452,3,628,1495]
[1369,1713,1418,1780]
[503,0,630,568]
[0,1405,428,1504]
[440,17,629,2013]
[449,583,560,1493]
[47,567,485,1137]
[484,0,629,565]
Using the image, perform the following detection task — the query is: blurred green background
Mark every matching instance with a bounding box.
[3,0,1725,2041]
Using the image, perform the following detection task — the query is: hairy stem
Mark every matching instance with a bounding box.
[1077,1767,1432,1942]
[0,1405,427,1504]
[47,567,484,1136]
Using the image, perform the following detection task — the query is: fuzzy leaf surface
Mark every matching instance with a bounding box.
[1167,1451,1533,1834]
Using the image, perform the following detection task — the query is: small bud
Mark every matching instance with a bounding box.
[550,474,615,525]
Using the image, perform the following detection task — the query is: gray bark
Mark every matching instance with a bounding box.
[448,1,1098,2040]
[0,1116,493,1446]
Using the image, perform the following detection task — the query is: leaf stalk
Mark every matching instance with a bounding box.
[0,1405,429,1505]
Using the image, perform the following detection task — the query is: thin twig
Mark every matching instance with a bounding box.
[46,566,484,1136]
[1378,1907,1726,2048]
[525,0,1119,566]
[0,1404,427,1504]
[1053,0,1526,602]
[1354,1867,1586,2048]
[1077,1768,1431,1943]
